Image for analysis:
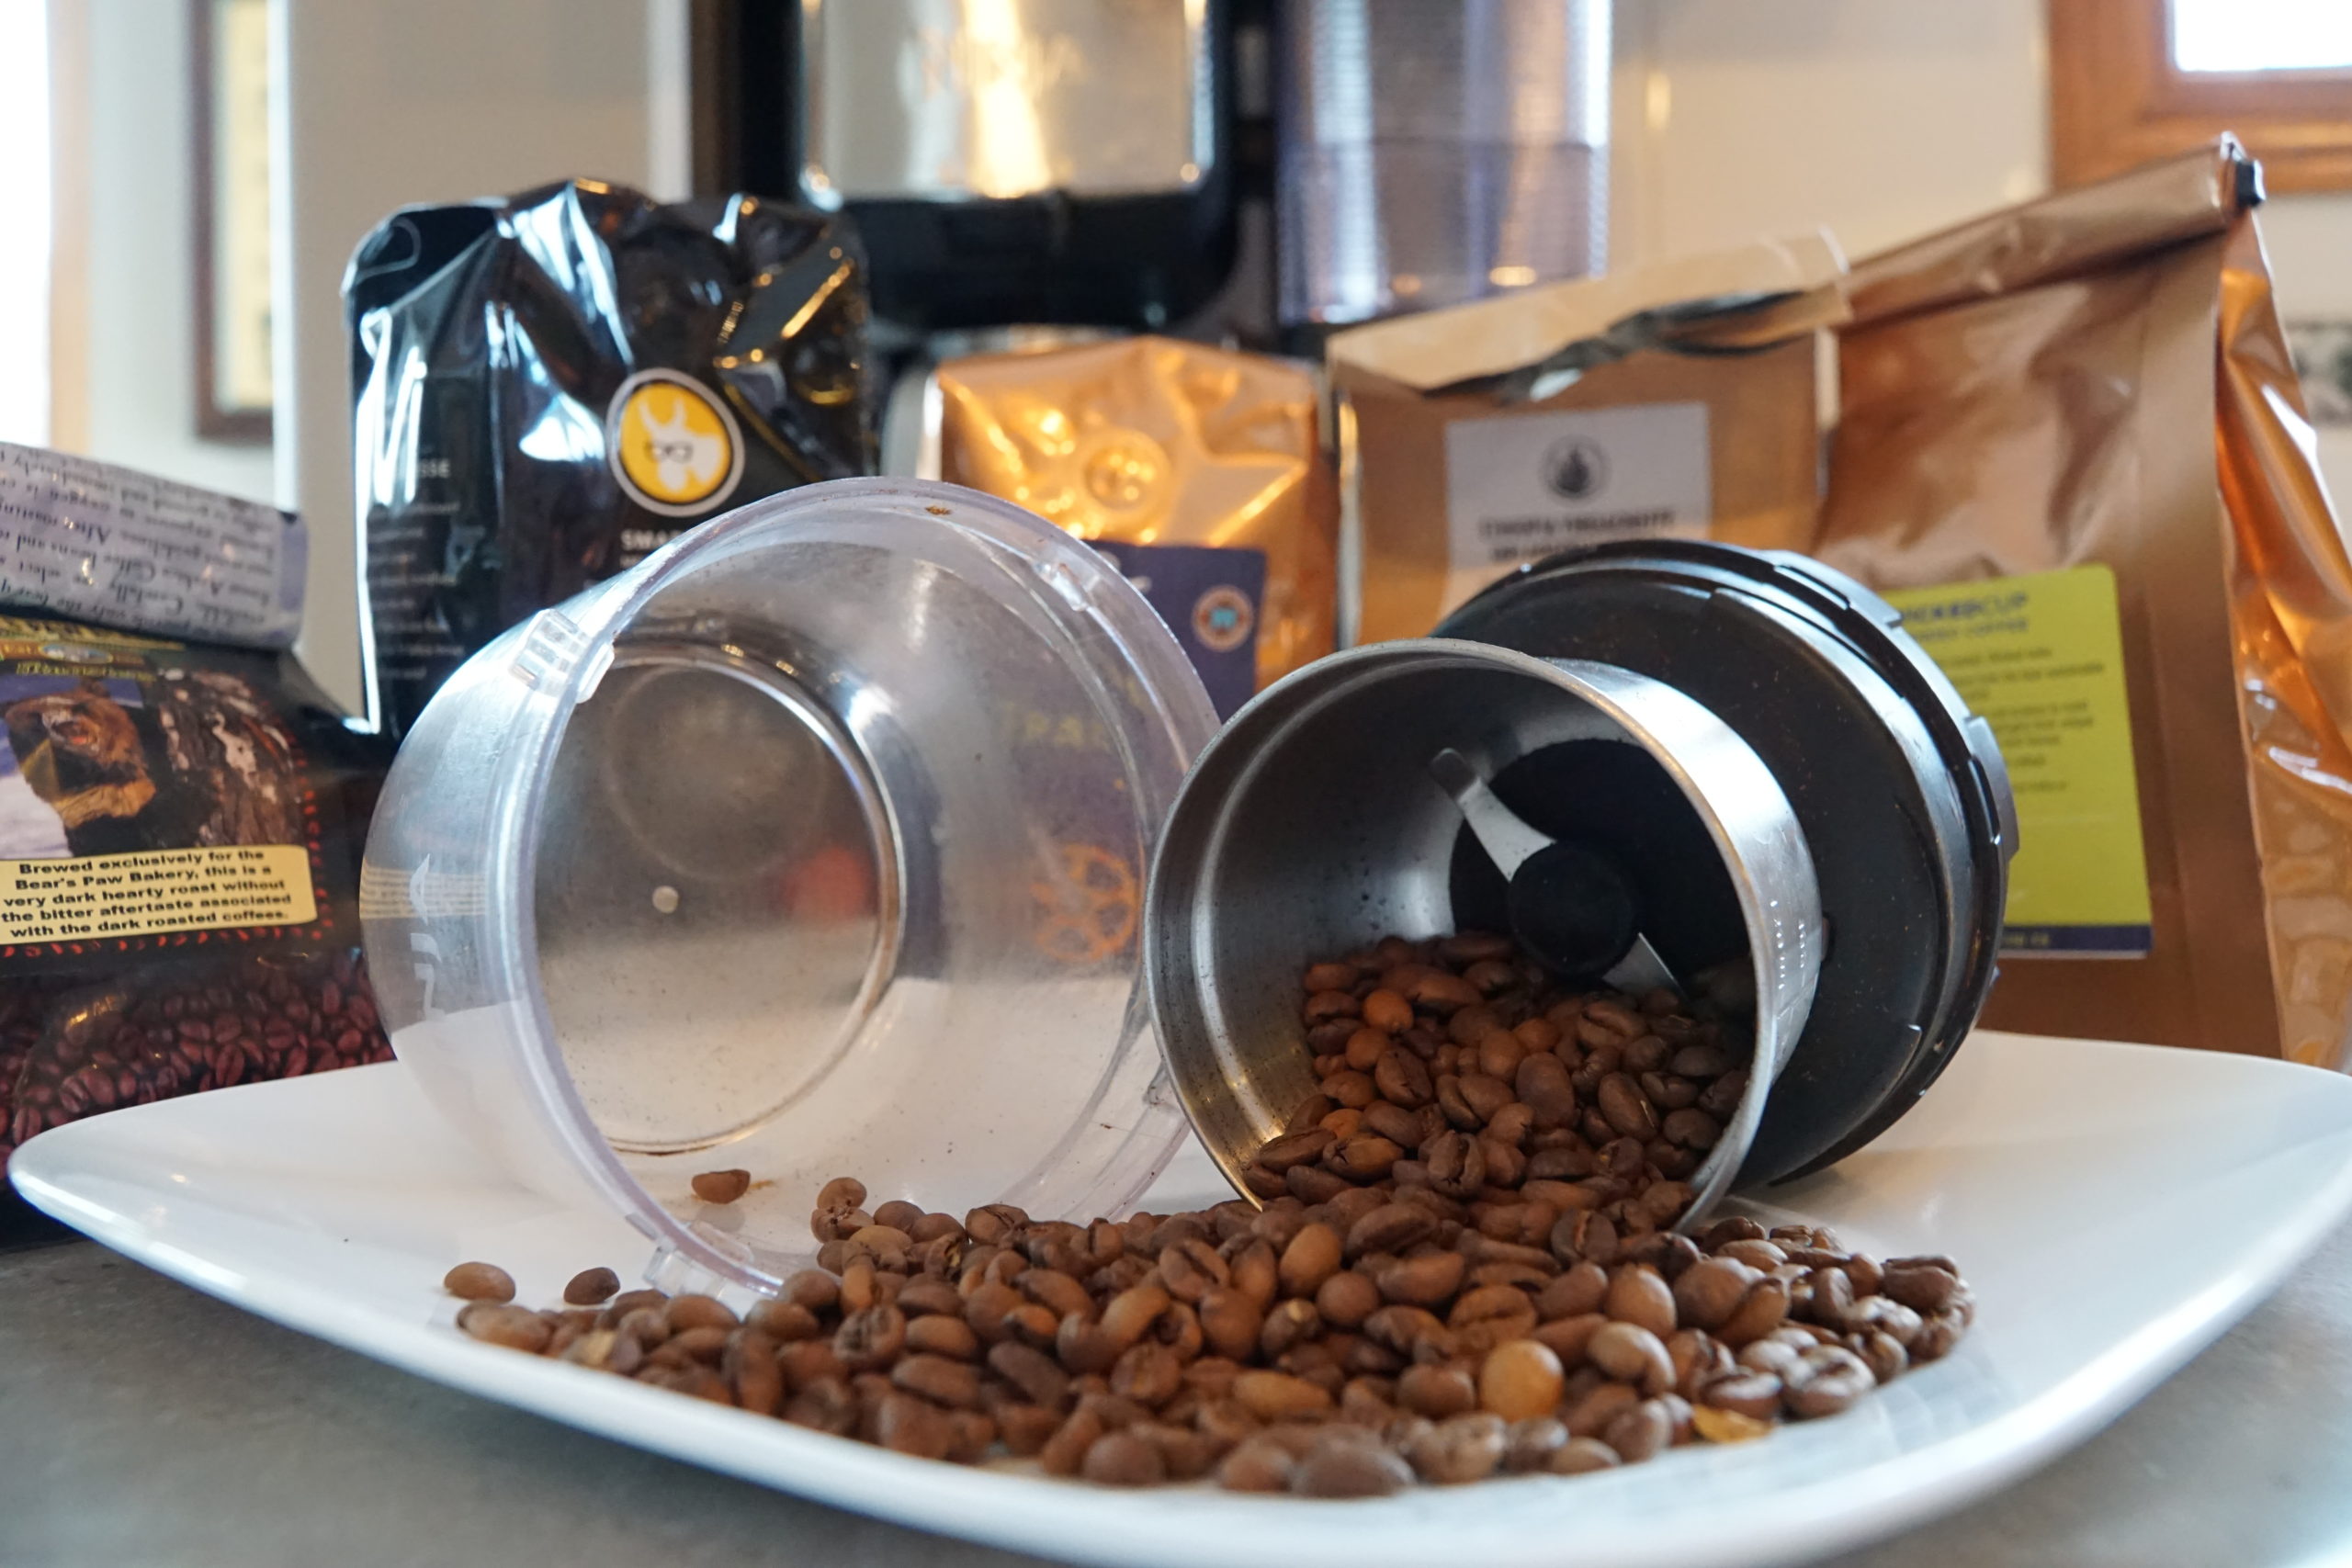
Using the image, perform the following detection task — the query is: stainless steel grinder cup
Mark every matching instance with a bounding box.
[1145,640,1824,1223]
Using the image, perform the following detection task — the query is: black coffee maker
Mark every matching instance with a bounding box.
[725,0,1243,333]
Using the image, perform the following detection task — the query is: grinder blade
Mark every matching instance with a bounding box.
[1428,748,1685,999]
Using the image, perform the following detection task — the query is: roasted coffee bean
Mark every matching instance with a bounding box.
[890,1353,981,1409]
[1538,1261,1610,1321]
[1423,1129,1487,1198]
[1672,1257,1758,1330]
[1403,1412,1507,1483]
[1479,1339,1565,1421]
[1595,1075,1658,1140]
[1551,1210,1620,1268]
[560,1267,620,1306]
[1603,1397,1673,1462]
[1373,1048,1434,1110]
[1304,961,1359,994]
[1233,1370,1334,1421]
[692,1168,752,1204]
[1305,989,1362,1027]
[1699,1369,1784,1419]
[1278,1223,1344,1298]
[1343,1028,1389,1072]
[1548,1436,1623,1474]
[1716,1277,1792,1348]
[1285,1094,1339,1135]
[1217,1435,1297,1492]
[1199,1288,1263,1361]
[978,1341,1064,1410]
[1407,971,1481,1015]
[458,1303,549,1351]
[1257,1129,1338,1174]
[1605,1265,1679,1338]
[1317,1269,1382,1329]
[1037,1409,1108,1476]
[834,1304,908,1371]
[1259,1299,1323,1359]
[903,1314,979,1360]
[1361,988,1415,1033]
[1291,1432,1416,1496]
[1396,1361,1479,1418]
[1880,1261,1963,1314]
[1110,1342,1185,1406]
[1587,1322,1675,1394]
[1359,1100,1423,1150]
[1784,1344,1876,1418]
[444,1262,516,1303]
[1697,1069,1747,1121]
[1532,1312,1610,1365]
[1849,1329,1910,1384]
[1661,1108,1721,1149]
[1080,1429,1169,1486]
[562,1328,644,1375]
[664,1295,739,1333]
[1287,1165,1353,1204]
[1376,1251,1466,1309]
[1329,1134,1405,1182]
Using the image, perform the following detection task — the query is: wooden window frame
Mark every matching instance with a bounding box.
[190,0,270,443]
[2050,0,2352,190]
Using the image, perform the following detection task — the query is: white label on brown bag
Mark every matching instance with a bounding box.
[1442,402,1712,609]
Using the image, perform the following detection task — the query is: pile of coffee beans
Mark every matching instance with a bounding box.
[6,950,393,1156]
[448,932,1973,1494]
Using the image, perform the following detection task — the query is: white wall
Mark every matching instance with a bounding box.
[1611,0,2352,499]
[276,0,666,712]
[49,0,277,502]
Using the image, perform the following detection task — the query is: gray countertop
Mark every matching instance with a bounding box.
[6,1221,2352,1568]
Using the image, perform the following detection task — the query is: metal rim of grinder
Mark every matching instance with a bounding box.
[1438,540,2017,1184]
[1145,639,1824,1226]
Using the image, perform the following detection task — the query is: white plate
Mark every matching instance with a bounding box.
[12,1032,2352,1568]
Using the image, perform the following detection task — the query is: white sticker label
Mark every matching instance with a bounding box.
[0,441,305,649]
[1442,402,1712,609]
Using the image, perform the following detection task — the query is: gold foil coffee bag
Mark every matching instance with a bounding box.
[936,337,1336,715]
[1816,140,2352,1066]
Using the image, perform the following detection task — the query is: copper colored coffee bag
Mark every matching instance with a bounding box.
[1815,140,2352,1066]
[935,337,1335,716]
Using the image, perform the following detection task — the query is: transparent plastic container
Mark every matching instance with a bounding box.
[358,479,1218,1296]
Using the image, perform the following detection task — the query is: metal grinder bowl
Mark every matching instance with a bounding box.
[1145,640,1824,1224]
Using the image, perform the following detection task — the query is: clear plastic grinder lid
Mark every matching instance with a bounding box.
[360,479,1219,1294]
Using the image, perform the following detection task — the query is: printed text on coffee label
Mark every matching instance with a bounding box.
[0,441,306,649]
[1442,402,1711,612]
[1884,565,2152,956]
[0,844,316,943]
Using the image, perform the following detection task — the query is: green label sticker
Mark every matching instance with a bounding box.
[1883,565,2152,956]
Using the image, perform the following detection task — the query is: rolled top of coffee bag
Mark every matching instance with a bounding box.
[0,443,305,650]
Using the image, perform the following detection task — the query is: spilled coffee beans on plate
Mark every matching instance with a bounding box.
[448,932,1973,1494]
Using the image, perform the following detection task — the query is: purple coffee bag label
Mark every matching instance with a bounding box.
[1091,542,1266,719]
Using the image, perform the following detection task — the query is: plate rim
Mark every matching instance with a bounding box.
[14,1036,2352,1568]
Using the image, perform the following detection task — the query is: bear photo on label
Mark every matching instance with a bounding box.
[0,672,302,858]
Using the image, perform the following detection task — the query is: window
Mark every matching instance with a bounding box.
[2051,0,2352,190]
[0,0,50,446]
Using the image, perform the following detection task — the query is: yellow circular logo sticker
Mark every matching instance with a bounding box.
[606,370,745,518]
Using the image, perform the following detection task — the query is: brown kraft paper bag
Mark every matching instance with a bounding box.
[1814,140,2352,1065]
[1327,237,1845,644]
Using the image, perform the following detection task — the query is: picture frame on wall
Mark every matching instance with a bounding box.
[192,0,272,442]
